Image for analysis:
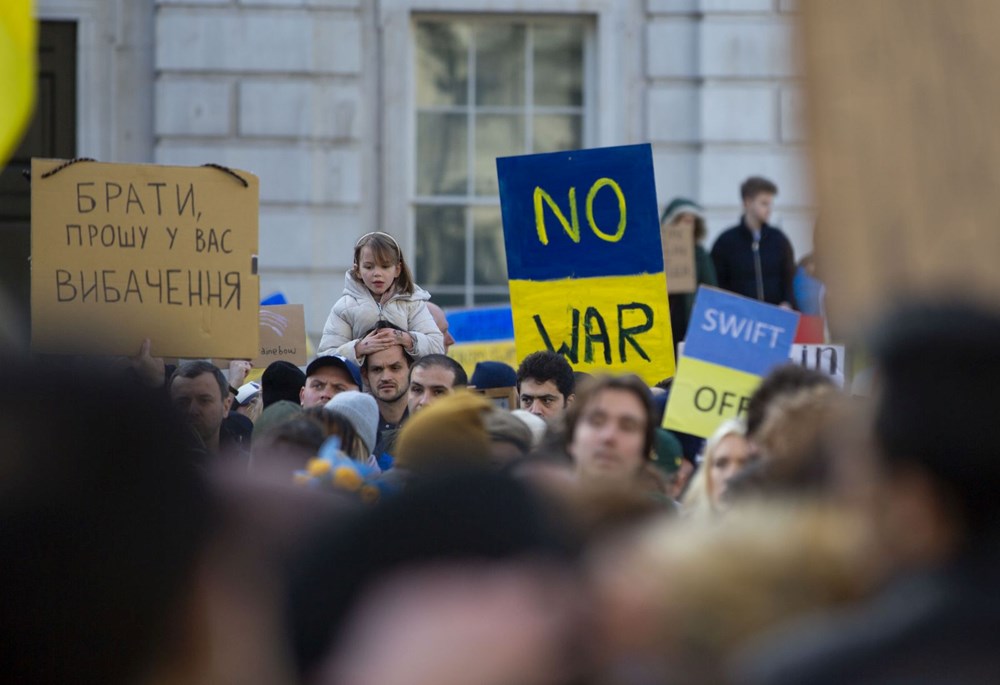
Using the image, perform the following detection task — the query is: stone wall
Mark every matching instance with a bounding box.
[646,0,814,257]
[154,0,370,338]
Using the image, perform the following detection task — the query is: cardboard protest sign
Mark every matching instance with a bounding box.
[661,219,696,294]
[664,286,799,437]
[791,344,846,388]
[801,1,1000,332]
[30,159,260,358]
[253,304,307,367]
[497,144,675,384]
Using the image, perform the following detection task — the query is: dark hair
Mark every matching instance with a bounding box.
[740,176,778,201]
[359,321,415,370]
[261,360,307,408]
[745,364,834,437]
[286,470,571,679]
[411,354,468,387]
[0,361,211,685]
[870,299,1000,537]
[170,359,228,399]
[351,232,415,295]
[563,374,656,461]
[516,351,575,399]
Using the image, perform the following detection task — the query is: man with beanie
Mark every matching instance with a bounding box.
[261,360,306,409]
[325,391,380,465]
[301,355,362,408]
[562,375,656,491]
[711,176,796,307]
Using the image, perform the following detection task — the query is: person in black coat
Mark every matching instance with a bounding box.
[711,176,797,308]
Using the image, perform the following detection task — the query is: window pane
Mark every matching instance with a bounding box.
[415,22,469,107]
[475,24,525,106]
[427,292,466,308]
[475,114,523,196]
[417,112,467,196]
[533,25,584,107]
[474,292,511,305]
[532,114,582,153]
[415,205,466,286]
[473,206,508,286]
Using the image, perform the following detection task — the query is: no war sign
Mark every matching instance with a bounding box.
[497,144,675,384]
[664,286,799,437]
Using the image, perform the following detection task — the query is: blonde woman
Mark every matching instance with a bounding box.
[682,419,753,519]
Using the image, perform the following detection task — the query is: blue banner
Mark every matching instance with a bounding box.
[683,286,799,376]
[497,143,663,282]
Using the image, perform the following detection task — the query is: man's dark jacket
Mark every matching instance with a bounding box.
[710,218,796,307]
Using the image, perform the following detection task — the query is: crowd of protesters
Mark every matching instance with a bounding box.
[5,295,1000,685]
[4,175,1000,685]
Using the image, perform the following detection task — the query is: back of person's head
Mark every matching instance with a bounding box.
[516,350,575,398]
[470,360,517,389]
[394,391,493,471]
[286,469,571,680]
[0,361,211,685]
[745,364,835,438]
[751,384,845,496]
[740,175,778,201]
[262,360,307,408]
[870,299,1000,537]
[411,353,468,387]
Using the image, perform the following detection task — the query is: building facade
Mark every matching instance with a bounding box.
[27,0,812,342]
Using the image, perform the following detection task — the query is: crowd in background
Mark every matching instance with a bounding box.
[4,294,1000,685]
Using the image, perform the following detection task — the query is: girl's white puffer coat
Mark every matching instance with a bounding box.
[316,272,444,363]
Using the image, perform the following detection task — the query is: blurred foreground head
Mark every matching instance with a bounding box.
[286,469,575,683]
[0,360,211,685]
[870,299,1000,544]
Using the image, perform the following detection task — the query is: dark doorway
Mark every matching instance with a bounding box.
[0,21,77,334]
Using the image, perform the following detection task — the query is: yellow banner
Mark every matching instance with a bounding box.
[448,340,518,376]
[662,356,762,438]
[0,0,36,165]
[509,272,675,385]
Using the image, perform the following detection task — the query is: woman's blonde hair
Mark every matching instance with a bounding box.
[682,418,747,519]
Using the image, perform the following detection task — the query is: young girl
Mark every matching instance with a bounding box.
[318,232,444,362]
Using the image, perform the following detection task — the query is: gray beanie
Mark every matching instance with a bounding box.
[325,391,379,455]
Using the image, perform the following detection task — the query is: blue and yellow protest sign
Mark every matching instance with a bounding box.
[497,144,674,383]
[663,286,799,437]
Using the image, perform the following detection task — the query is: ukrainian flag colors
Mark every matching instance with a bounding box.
[497,145,674,383]
[664,287,800,437]
[0,1,36,166]
[497,144,675,384]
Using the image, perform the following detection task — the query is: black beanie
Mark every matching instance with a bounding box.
[261,360,306,408]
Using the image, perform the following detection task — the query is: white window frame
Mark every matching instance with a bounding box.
[377,0,641,307]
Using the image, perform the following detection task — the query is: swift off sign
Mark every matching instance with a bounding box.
[664,286,799,437]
